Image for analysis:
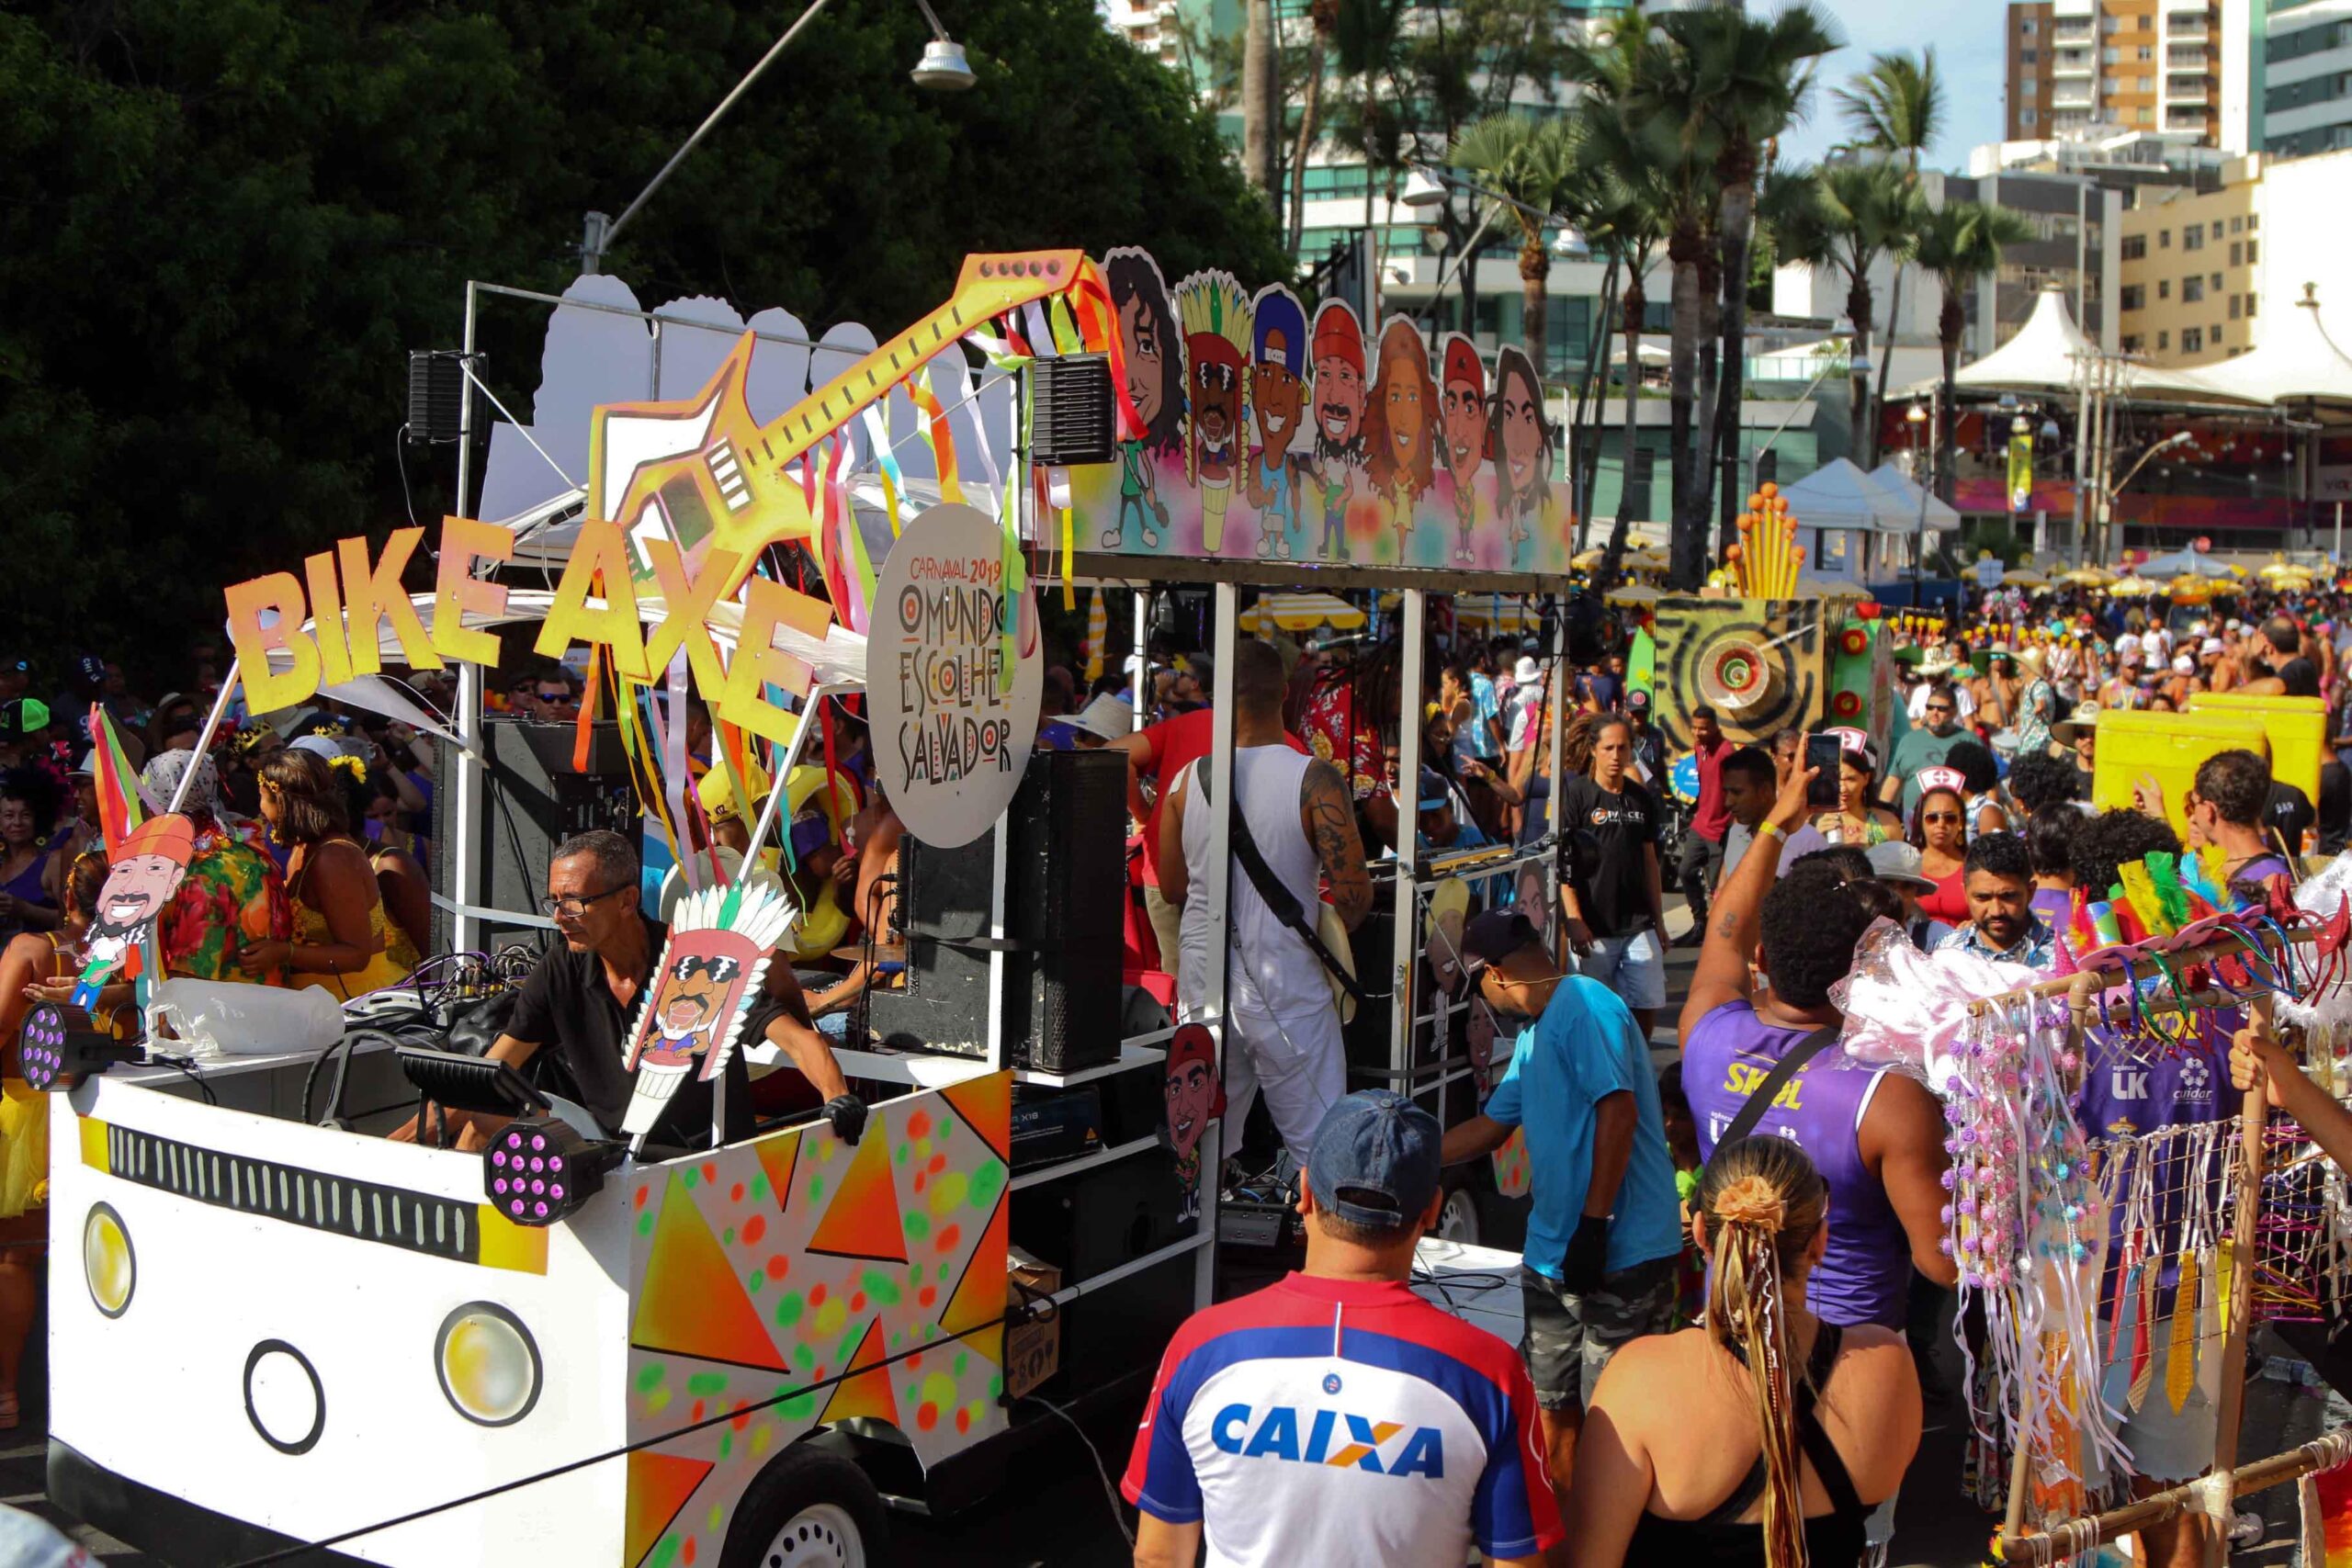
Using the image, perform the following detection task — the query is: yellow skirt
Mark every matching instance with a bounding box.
[0,1079,51,1219]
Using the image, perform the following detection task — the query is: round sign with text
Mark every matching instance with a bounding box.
[865,503,1044,848]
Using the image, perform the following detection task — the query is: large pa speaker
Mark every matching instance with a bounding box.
[431,720,639,953]
[406,351,469,445]
[869,747,1125,1070]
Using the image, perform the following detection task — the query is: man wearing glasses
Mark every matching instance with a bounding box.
[1883,683,1969,819]
[392,829,862,1151]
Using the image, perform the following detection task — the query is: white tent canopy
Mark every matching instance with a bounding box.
[1904,287,2229,403]
[1865,462,1963,534]
[2179,289,2352,411]
[1774,458,1912,532]
[2137,547,2235,579]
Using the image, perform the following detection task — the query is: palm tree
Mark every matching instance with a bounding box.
[1644,4,1840,558]
[1242,0,1279,198]
[1913,199,2034,501]
[1450,115,1584,378]
[1285,0,1341,253]
[1792,160,1925,468]
[1563,115,1669,588]
[1835,51,1946,428]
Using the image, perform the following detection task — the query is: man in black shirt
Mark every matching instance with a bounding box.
[1555,715,1667,1040]
[396,830,862,1151]
[2239,616,2322,698]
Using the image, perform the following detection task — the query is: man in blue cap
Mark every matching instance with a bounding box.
[1440,908,1681,1492]
[1125,1090,1560,1567]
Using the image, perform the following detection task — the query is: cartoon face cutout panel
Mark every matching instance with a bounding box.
[1250,286,1309,463]
[624,929,765,1081]
[1161,1022,1224,1165]
[82,814,197,978]
[1309,299,1367,462]
[1102,247,1186,457]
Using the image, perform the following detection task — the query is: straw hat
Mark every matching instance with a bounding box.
[2050,703,2101,744]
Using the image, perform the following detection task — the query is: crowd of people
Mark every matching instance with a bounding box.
[11,570,2352,1565]
[1120,573,2352,1568]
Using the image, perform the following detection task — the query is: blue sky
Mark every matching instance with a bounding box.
[1777,0,2011,173]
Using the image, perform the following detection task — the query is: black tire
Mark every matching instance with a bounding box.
[718,1442,891,1568]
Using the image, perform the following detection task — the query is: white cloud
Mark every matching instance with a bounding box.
[1777,0,2008,173]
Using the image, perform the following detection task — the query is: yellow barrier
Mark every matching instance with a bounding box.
[2184,691,2325,806]
[2090,708,2271,836]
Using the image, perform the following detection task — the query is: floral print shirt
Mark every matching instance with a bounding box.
[1299,678,1386,801]
[159,817,292,986]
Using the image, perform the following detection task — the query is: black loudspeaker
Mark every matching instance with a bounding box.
[1009,1145,1194,1285]
[431,720,639,953]
[406,351,469,445]
[869,748,1125,1069]
[1030,353,1117,468]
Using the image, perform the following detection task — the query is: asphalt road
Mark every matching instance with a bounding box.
[15,902,2343,1564]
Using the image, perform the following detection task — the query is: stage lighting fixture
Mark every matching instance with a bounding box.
[18,1003,141,1092]
[483,1118,626,1228]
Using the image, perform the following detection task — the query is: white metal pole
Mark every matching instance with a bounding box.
[1132,590,1149,713]
[452,281,487,954]
[1390,591,1426,1098]
[1197,580,1239,1308]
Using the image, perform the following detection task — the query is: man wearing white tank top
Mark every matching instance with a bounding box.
[1160,640,1374,1166]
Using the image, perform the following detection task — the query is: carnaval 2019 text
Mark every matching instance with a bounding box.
[219,516,833,746]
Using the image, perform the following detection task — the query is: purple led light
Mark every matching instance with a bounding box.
[548,1156,563,1172]
[492,1150,507,1167]
[492,1178,508,1194]
[529,1179,544,1195]
[530,1134,546,1152]
[529,1156,544,1173]
[533,1201,548,1217]
[549,1183,565,1201]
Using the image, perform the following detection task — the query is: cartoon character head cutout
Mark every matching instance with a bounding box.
[1488,345,1554,549]
[74,813,196,1005]
[1160,1022,1225,1221]
[1177,273,1252,552]
[1310,301,1367,467]
[1440,335,1488,497]
[626,935,760,1079]
[1250,288,1308,464]
[1103,247,1185,458]
[1362,316,1439,518]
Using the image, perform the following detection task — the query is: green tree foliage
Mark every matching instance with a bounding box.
[0,0,1287,682]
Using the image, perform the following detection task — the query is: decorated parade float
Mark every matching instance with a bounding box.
[18,247,1599,1566]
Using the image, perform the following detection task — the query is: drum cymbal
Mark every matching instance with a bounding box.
[832,944,906,964]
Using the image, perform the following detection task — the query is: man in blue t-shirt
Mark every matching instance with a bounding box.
[1440,909,1682,1489]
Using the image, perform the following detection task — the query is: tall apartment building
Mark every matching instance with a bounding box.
[2115,158,2262,362]
[2007,4,2060,138]
[2006,0,2224,144]
[2220,0,2352,158]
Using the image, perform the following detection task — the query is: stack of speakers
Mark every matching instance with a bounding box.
[430,720,640,954]
[869,747,1126,1073]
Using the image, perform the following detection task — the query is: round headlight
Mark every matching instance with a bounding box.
[435,1303,541,1427]
[84,1203,133,1318]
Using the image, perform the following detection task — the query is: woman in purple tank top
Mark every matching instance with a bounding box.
[1675,762,1957,1331]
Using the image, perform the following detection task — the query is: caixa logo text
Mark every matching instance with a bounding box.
[1209,1403,1446,1477]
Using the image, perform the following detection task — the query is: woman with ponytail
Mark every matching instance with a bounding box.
[1564,1136,1920,1568]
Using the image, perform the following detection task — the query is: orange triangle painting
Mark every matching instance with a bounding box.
[803,1129,908,1265]
[625,1450,712,1568]
[632,1169,786,1371]
[937,1190,1011,1337]
[753,1125,801,1220]
[939,1071,1012,1166]
[817,1317,899,1428]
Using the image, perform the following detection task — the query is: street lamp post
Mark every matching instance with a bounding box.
[1906,394,1934,605]
[581,0,977,275]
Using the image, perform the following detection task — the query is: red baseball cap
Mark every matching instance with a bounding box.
[1443,338,1485,393]
[1312,304,1363,374]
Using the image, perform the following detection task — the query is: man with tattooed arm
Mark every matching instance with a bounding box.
[1159,640,1374,1167]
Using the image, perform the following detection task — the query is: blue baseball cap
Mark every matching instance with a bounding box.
[1306,1090,1442,1233]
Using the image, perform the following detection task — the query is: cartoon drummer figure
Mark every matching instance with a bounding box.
[1179,273,1252,554]
[1160,1023,1225,1223]
[1308,300,1366,561]
[1243,287,1309,561]
[1363,317,1438,558]
[72,813,196,1007]
[1439,333,1488,565]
